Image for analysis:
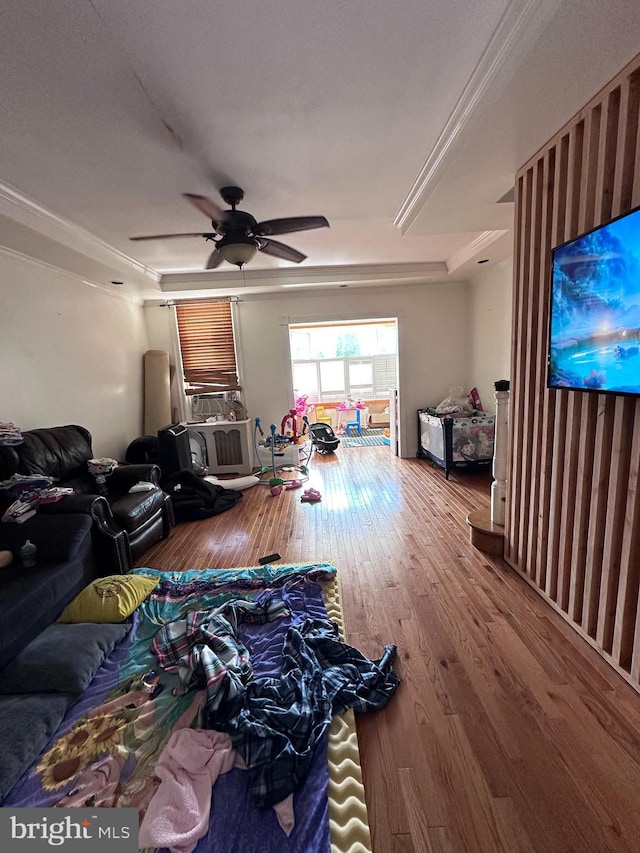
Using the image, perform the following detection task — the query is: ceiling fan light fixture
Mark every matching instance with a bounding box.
[131,187,329,270]
[218,238,258,268]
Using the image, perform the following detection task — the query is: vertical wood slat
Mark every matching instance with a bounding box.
[577,107,602,232]
[517,159,544,575]
[612,73,640,214]
[533,148,557,591]
[503,173,524,565]
[567,110,601,623]
[528,151,554,588]
[506,51,640,688]
[595,397,634,652]
[543,133,569,602]
[612,400,640,668]
[596,86,620,224]
[505,170,532,569]
[632,73,640,207]
[544,389,566,602]
[632,594,640,682]
[582,395,615,637]
[555,390,581,610]
[567,392,597,622]
[555,124,584,610]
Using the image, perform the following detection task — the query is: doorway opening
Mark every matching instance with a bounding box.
[288,318,398,447]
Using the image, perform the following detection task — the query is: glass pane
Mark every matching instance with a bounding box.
[319,360,345,395]
[290,329,312,359]
[295,322,398,358]
[292,363,318,398]
[349,362,373,386]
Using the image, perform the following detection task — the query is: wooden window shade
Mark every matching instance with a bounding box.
[175,300,240,394]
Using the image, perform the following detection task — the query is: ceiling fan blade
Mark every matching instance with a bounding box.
[205,247,224,269]
[255,216,329,237]
[259,238,307,264]
[183,193,225,224]
[130,232,214,241]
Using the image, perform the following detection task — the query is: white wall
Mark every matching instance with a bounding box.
[0,249,512,461]
[146,282,473,457]
[469,258,513,411]
[0,251,149,458]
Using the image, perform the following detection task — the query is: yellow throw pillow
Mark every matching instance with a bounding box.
[57,574,159,623]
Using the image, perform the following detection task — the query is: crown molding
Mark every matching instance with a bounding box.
[394,0,563,233]
[158,261,449,293]
[446,230,509,273]
[0,244,143,305]
[0,180,160,283]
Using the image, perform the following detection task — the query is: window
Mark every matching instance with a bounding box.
[175,299,240,394]
[289,319,397,402]
[319,360,345,398]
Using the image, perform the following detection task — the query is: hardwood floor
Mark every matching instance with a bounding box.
[137,446,640,852]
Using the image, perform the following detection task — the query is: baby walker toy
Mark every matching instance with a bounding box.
[253,416,314,496]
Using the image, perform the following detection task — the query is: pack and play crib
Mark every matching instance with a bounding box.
[417,409,495,479]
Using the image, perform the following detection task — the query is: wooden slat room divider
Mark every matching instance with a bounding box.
[506,52,640,690]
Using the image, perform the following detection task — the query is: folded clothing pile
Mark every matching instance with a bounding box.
[0,475,74,523]
[0,474,73,523]
[0,424,23,447]
[87,457,118,477]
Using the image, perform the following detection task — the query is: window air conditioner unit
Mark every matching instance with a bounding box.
[191,393,226,420]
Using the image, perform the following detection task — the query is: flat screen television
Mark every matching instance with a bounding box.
[548,204,640,395]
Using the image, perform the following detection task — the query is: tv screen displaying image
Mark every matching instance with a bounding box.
[548,205,640,395]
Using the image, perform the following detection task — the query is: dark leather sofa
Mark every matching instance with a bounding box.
[0,425,174,573]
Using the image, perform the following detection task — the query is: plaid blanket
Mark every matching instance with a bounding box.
[151,598,289,710]
[209,617,399,809]
[151,585,400,811]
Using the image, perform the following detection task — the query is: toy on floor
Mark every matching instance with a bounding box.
[301,487,321,503]
[253,418,312,494]
[308,422,340,454]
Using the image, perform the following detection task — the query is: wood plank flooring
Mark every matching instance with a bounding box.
[136,446,640,852]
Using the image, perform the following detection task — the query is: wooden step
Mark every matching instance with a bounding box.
[466,508,504,556]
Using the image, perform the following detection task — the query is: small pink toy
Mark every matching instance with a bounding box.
[270,485,284,496]
[286,479,302,490]
[301,487,321,503]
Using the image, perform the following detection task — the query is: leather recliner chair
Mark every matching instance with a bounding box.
[0,425,174,573]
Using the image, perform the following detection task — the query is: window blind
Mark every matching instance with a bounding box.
[175,300,240,394]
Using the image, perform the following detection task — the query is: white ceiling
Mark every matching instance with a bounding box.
[2,0,640,302]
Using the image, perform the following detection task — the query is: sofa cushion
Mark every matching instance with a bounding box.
[0,514,92,562]
[109,488,166,533]
[57,574,159,623]
[0,523,95,670]
[6,425,93,482]
[0,622,130,696]
[0,693,74,803]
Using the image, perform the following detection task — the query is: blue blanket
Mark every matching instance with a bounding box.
[4,563,337,853]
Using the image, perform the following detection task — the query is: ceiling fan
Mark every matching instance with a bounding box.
[130,186,330,269]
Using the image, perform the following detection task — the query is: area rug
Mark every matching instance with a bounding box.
[342,434,387,447]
